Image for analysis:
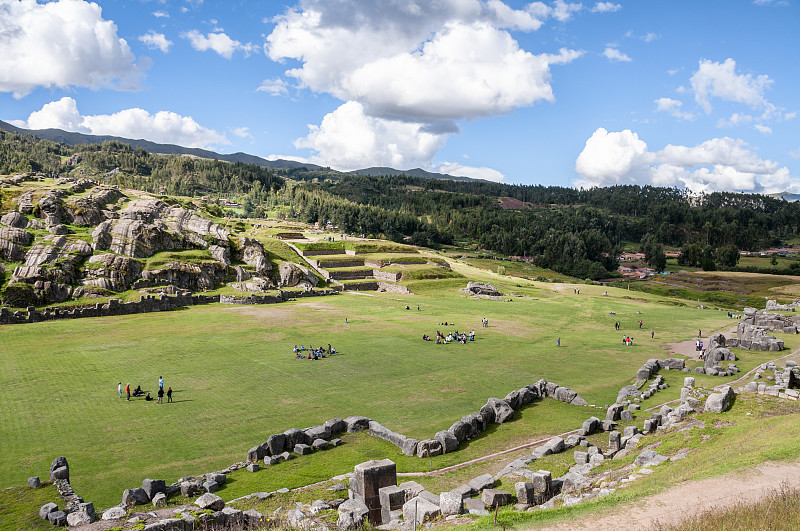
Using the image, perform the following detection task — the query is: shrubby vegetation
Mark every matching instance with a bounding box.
[3,132,800,279]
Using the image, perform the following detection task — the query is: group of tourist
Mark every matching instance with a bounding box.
[622,335,634,346]
[118,377,172,403]
[293,344,337,360]
[727,312,742,319]
[425,329,475,344]
[481,317,489,328]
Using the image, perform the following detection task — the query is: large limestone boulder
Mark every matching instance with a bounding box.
[103,199,229,258]
[122,488,148,506]
[485,398,514,423]
[402,496,440,527]
[142,478,166,500]
[209,244,231,266]
[0,227,29,261]
[139,261,228,291]
[434,430,458,453]
[416,439,443,458]
[102,506,127,520]
[38,189,73,228]
[49,457,69,481]
[1,211,28,228]
[704,386,735,413]
[461,281,501,297]
[17,190,35,214]
[66,503,95,526]
[195,492,225,511]
[83,254,143,292]
[337,498,369,530]
[39,502,58,520]
[704,333,736,368]
[0,226,33,246]
[238,238,271,276]
[279,262,318,287]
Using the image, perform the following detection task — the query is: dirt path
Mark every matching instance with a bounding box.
[533,459,800,530]
[664,324,738,361]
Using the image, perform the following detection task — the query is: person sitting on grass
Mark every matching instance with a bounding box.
[145,392,153,401]
[133,385,144,397]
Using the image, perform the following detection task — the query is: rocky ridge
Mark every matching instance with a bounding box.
[0,175,319,307]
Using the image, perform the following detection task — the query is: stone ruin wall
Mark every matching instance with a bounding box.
[0,288,340,325]
[764,299,800,312]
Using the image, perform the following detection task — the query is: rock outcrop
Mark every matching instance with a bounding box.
[83,254,143,292]
[461,281,502,297]
[238,238,271,276]
[704,333,737,369]
[279,262,317,288]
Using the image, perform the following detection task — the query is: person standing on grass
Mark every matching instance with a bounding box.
[158,376,164,391]
[118,382,122,399]
[557,338,560,347]
[126,383,131,401]
[167,387,172,403]
[157,386,164,404]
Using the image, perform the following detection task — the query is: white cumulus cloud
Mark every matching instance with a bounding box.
[230,127,252,138]
[12,97,228,149]
[0,0,141,97]
[603,47,631,62]
[293,101,448,171]
[182,30,255,59]
[257,77,289,96]
[690,58,772,114]
[591,2,621,13]
[139,30,173,53]
[574,127,796,193]
[654,97,695,121]
[267,1,583,170]
[436,162,505,182]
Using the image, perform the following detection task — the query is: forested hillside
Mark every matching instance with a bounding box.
[2,131,800,280]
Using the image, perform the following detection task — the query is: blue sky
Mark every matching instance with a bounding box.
[1,0,798,192]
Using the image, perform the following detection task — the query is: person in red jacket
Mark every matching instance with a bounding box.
[126,383,131,401]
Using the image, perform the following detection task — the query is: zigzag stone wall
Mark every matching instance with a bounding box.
[244,379,588,464]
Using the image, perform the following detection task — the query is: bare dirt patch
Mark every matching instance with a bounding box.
[497,197,533,209]
[534,460,800,531]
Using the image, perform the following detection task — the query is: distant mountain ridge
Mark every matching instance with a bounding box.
[766,192,800,203]
[0,120,477,181]
[348,166,479,181]
[0,119,322,171]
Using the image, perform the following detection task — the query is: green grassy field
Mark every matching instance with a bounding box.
[0,271,752,511]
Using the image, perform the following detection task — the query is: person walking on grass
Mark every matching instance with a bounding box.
[118,382,122,399]
[157,386,164,404]
[167,387,172,403]
[126,383,131,401]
